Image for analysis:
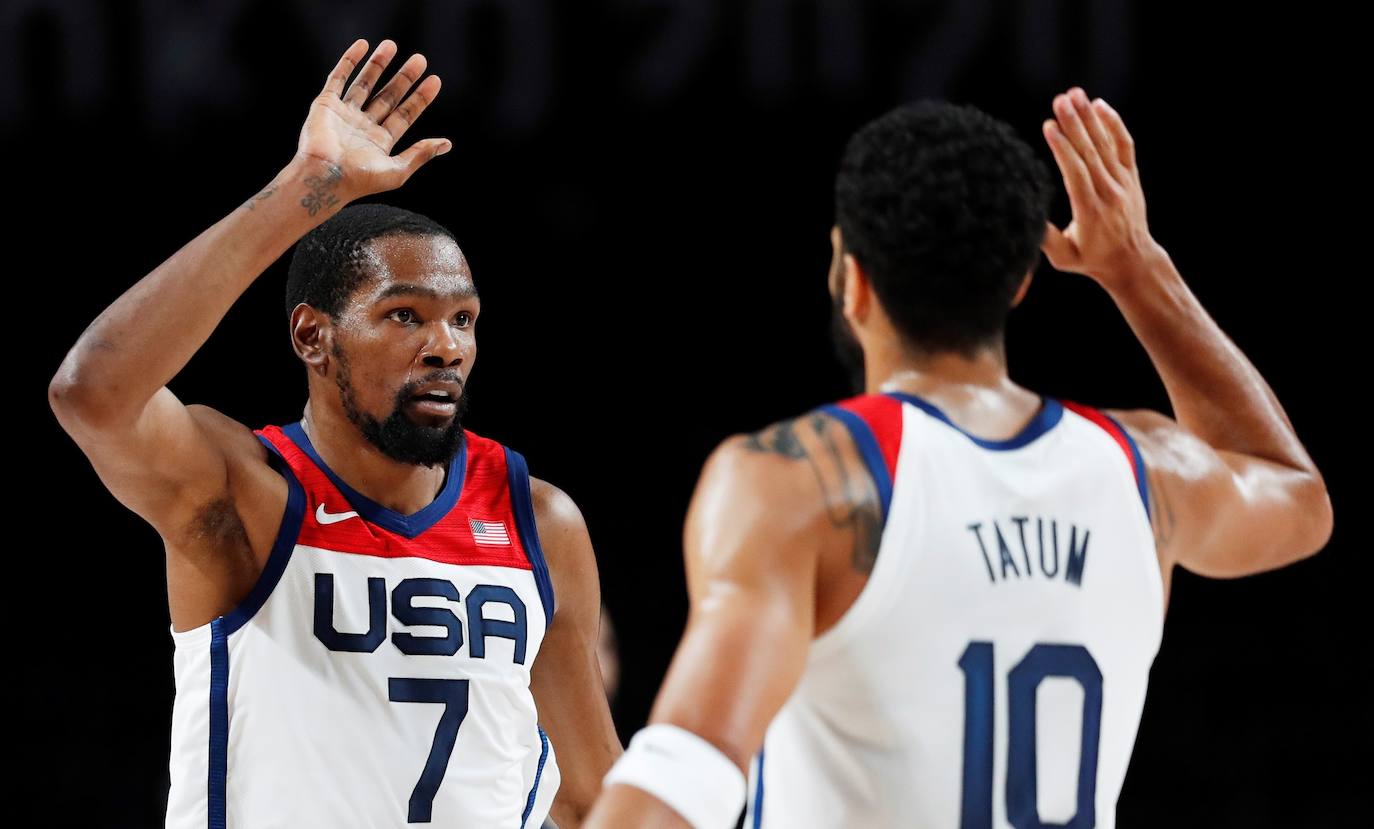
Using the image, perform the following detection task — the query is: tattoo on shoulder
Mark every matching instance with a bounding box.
[743,419,807,459]
[301,164,344,216]
[743,413,884,574]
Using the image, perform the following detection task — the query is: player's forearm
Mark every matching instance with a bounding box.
[49,155,346,430]
[1105,244,1318,475]
[584,783,692,828]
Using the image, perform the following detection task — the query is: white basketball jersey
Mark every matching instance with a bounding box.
[166,423,560,828]
[746,392,1162,829]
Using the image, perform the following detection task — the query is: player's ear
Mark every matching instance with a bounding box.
[827,226,846,300]
[1011,271,1034,308]
[842,250,871,325]
[290,304,331,375]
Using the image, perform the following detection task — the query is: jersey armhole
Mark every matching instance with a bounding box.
[818,403,895,525]
[505,447,557,624]
[1062,402,1151,522]
[1100,412,1151,521]
[216,436,308,636]
[809,399,912,657]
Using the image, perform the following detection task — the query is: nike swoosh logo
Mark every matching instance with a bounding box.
[316,503,360,525]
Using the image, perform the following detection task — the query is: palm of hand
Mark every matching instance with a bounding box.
[299,94,398,176]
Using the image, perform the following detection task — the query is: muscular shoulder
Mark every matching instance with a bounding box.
[1106,407,1220,558]
[1106,407,1224,489]
[1107,407,1179,444]
[529,478,600,621]
[695,409,883,576]
[529,478,590,552]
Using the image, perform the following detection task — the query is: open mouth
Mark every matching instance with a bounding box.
[406,390,459,417]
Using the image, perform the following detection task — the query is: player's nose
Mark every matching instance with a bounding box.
[420,321,466,368]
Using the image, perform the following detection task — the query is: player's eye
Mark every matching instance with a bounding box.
[455,312,473,328]
[389,309,417,324]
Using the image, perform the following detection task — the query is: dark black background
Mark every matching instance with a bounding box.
[11,1,1367,826]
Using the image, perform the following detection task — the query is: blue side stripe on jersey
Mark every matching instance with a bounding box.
[521,726,551,827]
[1100,412,1151,519]
[505,448,556,623]
[821,405,894,523]
[208,618,229,829]
[751,747,765,829]
[282,421,467,539]
[885,391,1064,451]
[223,439,307,637]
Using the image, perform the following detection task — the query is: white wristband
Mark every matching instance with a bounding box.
[602,723,747,829]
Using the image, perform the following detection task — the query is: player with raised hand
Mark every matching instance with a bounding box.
[50,38,619,828]
[585,89,1331,829]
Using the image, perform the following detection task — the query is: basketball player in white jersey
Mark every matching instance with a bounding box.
[586,90,1332,828]
[49,39,620,827]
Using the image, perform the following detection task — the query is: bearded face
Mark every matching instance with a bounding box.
[332,338,468,468]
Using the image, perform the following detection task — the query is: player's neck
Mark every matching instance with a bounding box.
[866,337,1033,410]
[299,404,449,515]
[866,336,1005,391]
[866,342,1043,439]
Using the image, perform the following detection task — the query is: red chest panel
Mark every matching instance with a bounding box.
[255,424,533,571]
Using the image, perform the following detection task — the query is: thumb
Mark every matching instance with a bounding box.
[394,137,453,178]
[1041,222,1080,273]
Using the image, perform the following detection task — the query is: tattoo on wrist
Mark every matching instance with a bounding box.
[300,164,344,216]
[242,186,277,211]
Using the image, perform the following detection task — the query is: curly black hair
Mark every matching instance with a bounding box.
[284,203,459,319]
[835,101,1052,355]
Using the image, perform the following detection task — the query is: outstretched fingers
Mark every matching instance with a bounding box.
[1093,99,1138,176]
[364,52,428,124]
[321,39,369,98]
[1043,118,1096,216]
[381,74,443,144]
[342,40,399,107]
[1074,94,1130,188]
[1053,91,1116,199]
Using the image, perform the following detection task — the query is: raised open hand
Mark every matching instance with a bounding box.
[1041,88,1161,290]
[294,39,450,210]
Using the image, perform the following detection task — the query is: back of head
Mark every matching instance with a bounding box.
[285,203,458,319]
[835,101,1052,356]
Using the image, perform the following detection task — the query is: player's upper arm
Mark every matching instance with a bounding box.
[1111,408,1333,578]
[527,478,621,825]
[48,379,245,538]
[648,423,843,772]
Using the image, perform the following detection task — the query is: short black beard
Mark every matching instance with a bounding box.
[333,345,468,468]
[829,293,866,395]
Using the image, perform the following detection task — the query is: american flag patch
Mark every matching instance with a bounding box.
[469,518,511,546]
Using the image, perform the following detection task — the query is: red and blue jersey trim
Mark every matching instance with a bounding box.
[1062,401,1151,518]
[505,447,556,623]
[885,391,1064,451]
[280,421,466,539]
[254,423,539,573]
[821,394,906,524]
[521,726,551,827]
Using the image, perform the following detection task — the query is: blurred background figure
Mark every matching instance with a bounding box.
[599,605,622,705]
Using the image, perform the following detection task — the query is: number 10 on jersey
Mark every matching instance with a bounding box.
[958,642,1103,829]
